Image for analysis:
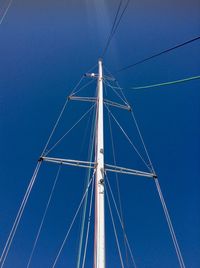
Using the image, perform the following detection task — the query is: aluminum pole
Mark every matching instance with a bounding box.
[94,59,105,268]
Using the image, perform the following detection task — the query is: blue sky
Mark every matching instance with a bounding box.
[0,0,200,267]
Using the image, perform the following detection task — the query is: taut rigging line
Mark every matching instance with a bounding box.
[0,0,13,26]
[101,0,131,58]
[116,35,200,73]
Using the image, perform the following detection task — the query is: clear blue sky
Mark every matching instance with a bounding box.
[0,0,200,267]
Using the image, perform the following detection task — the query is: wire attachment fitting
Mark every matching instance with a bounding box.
[84,73,98,79]
[38,157,43,162]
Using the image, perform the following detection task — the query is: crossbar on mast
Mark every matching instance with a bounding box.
[41,157,155,178]
[104,99,131,111]
[41,156,96,169]
[69,96,97,103]
[105,164,155,178]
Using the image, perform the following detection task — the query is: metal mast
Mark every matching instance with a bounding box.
[94,59,105,268]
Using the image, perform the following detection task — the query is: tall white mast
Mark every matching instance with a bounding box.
[94,59,105,268]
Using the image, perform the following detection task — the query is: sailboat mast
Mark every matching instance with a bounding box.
[94,59,105,268]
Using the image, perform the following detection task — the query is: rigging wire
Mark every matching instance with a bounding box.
[71,79,95,96]
[71,76,85,95]
[42,62,97,156]
[102,0,131,58]
[105,173,137,268]
[41,75,85,156]
[106,101,130,266]
[115,80,130,105]
[116,35,200,73]
[106,59,187,268]
[51,171,96,268]
[154,178,186,268]
[0,161,42,268]
[81,171,95,268]
[0,64,97,267]
[78,106,94,159]
[105,104,151,172]
[104,80,129,105]
[44,104,96,156]
[41,98,69,156]
[105,180,125,268]
[105,75,155,174]
[77,101,97,268]
[71,63,97,96]
[103,66,130,105]
[0,65,98,267]
[101,0,123,58]
[26,165,62,268]
[131,74,200,90]
[0,0,13,26]
[130,110,155,173]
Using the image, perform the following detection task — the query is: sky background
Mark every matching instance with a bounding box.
[0,0,200,267]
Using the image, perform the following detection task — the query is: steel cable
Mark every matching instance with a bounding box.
[105,105,151,172]
[26,165,62,268]
[44,104,96,156]
[155,179,186,268]
[0,162,42,268]
[51,172,95,268]
[117,36,200,73]
[0,0,13,26]
[105,174,137,268]
[77,100,97,268]
[102,0,131,58]
[105,181,125,268]
[107,106,130,266]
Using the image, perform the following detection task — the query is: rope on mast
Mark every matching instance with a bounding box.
[26,165,62,268]
[131,75,200,90]
[101,0,131,58]
[51,171,96,268]
[116,35,200,73]
[101,0,123,58]
[0,161,42,268]
[154,178,186,268]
